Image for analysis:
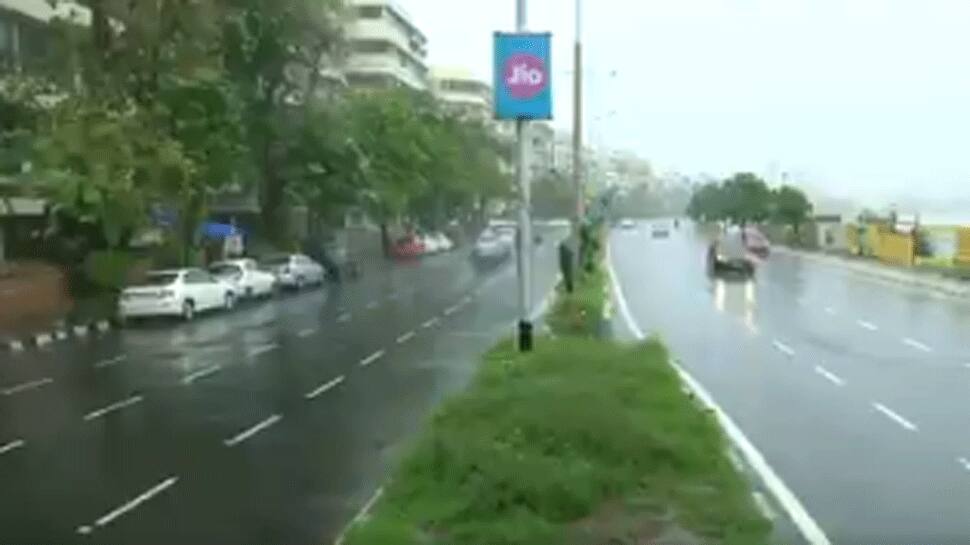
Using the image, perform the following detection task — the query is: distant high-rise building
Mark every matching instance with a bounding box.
[343,0,429,91]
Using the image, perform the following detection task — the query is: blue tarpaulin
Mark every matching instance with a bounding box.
[200,222,245,240]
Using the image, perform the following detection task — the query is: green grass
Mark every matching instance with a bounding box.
[545,264,607,337]
[344,338,772,545]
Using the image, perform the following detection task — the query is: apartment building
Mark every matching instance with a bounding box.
[343,0,429,91]
[0,0,88,74]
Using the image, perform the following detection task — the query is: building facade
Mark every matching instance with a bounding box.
[0,0,88,74]
[429,66,491,120]
[343,0,429,91]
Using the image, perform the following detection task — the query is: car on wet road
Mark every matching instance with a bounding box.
[119,268,237,321]
[707,227,755,276]
[472,229,511,265]
[209,258,277,299]
[261,254,326,289]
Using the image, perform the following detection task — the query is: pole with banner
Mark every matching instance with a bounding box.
[494,7,552,352]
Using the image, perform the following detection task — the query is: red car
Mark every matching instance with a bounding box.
[391,234,425,259]
[743,226,771,258]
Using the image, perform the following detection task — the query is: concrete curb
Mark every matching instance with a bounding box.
[775,246,970,299]
[3,318,114,354]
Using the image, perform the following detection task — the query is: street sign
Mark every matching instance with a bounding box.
[493,32,552,120]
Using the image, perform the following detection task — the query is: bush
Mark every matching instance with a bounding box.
[81,250,139,292]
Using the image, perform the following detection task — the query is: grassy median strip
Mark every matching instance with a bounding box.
[345,266,771,545]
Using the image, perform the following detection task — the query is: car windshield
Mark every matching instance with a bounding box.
[209,264,241,276]
[137,273,179,286]
[261,256,291,266]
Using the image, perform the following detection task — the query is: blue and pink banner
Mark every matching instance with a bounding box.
[493,32,552,120]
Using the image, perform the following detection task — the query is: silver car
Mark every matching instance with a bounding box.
[260,254,325,289]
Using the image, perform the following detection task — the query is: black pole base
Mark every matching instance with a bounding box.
[518,319,533,352]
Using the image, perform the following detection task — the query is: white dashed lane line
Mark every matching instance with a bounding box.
[856,320,878,331]
[772,340,796,357]
[359,350,385,367]
[366,301,379,310]
[872,402,919,432]
[337,312,352,323]
[76,476,178,535]
[247,343,279,358]
[958,457,970,472]
[182,365,222,385]
[824,307,836,315]
[421,317,440,329]
[297,328,316,338]
[94,355,127,369]
[304,375,345,400]
[0,439,25,456]
[443,304,459,316]
[223,415,282,447]
[902,337,932,353]
[396,331,416,344]
[814,366,845,386]
[2,377,54,396]
[83,395,144,421]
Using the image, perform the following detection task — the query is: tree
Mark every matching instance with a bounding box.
[532,170,574,219]
[772,185,813,234]
[721,172,771,224]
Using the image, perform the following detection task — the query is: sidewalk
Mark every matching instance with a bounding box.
[774,246,970,299]
[0,294,117,351]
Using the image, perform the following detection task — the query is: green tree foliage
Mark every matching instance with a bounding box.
[687,173,813,228]
[771,184,813,233]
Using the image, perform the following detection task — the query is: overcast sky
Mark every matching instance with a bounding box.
[400,0,970,209]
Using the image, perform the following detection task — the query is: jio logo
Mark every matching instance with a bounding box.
[504,53,547,99]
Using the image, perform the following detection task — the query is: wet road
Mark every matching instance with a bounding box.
[0,231,563,545]
[610,221,970,545]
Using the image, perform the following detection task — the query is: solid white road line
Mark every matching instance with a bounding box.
[0,439,25,456]
[824,307,836,315]
[247,343,279,358]
[94,355,127,369]
[421,317,440,329]
[2,377,53,396]
[902,337,933,353]
[224,414,282,447]
[337,312,352,323]
[359,350,385,367]
[84,395,144,421]
[772,340,796,357]
[305,375,345,400]
[872,402,919,432]
[856,320,879,331]
[606,249,832,545]
[298,328,316,338]
[182,365,222,385]
[752,491,777,521]
[396,331,416,344]
[957,457,970,472]
[76,476,178,535]
[333,487,385,545]
[814,366,845,387]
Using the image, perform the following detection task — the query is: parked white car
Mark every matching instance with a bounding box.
[472,229,511,263]
[209,258,277,299]
[430,232,454,252]
[119,269,236,321]
[260,254,325,289]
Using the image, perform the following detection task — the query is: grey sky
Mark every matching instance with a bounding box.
[401,0,970,208]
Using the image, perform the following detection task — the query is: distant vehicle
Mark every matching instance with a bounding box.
[493,225,516,247]
[651,223,670,238]
[209,258,276,299]
[620,219,636,229]
[428,232,454,252]
[119,269,236,321]
[390,234,425,259]
[473,229,511,264]
[743,226,771,258]
[708,227,755,276]
[261,254,325,289]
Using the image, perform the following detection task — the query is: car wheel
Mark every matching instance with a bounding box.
[245,287,254,299]
[182,300,195,321]
[224,293,236,310]
[296,276,306,290]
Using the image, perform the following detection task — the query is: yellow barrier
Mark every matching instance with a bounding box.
[877,231,914,267]
[957,227,970,265]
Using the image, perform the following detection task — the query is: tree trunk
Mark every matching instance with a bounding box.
[379,221,390,259]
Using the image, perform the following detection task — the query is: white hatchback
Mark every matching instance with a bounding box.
[119,269,237,321]
[209,258,277,299]
[260,254,326,289]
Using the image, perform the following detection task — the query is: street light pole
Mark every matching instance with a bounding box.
[515,0,533,352]
[572,0,584,270]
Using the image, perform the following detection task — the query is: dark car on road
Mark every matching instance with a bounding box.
[708,227,755,276]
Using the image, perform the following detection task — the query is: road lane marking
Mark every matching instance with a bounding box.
[461,295,473,305]
[823,306,836,315]
[772,340,795,357]
[305,375,345,400]
[814,366,845,386]
[76,476,178,535]
[94,355,127,369]
[84,395,143,421]
[421,317,440,329]
[443,304,459,316]
[902,337,932,353]
[224,414,282,447]
[334,486,385,545]
[856,320,878,331]
[247,343,279,358]
[298,328,316,338]
[366,301,379,310]
[872,402,918,431]
[359,350,385,367]
[958,457,970,472]
[337,312,351,323]
[396,331,415,344]
[182,365,222,385]
[752,491,776,521]
[606,251,832,545]
[2,377,53,396]
[0,439,25,456]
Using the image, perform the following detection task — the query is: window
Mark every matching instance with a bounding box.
[185,270,211,284]
[352,40,390,54]
[357,6,382,19]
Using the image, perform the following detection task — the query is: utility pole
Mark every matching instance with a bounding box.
[572,0,584,269]
[515,0,533,352]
